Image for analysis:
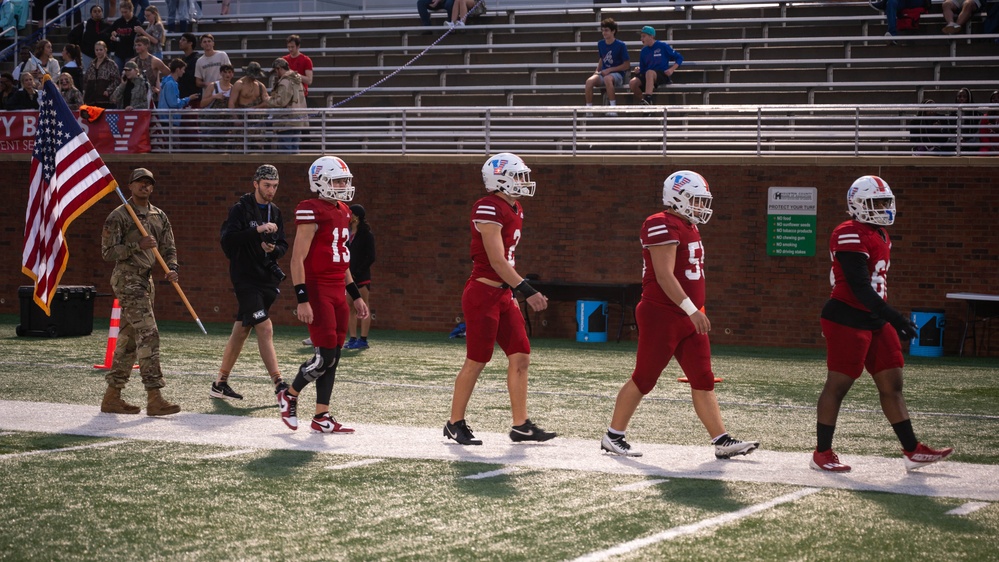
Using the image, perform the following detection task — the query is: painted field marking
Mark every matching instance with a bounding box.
[464,466,519,480]
[612,479,670,492]
[200,448,257,460]
[570,487,822,562]
[945,502,990,516]
[0,439,128,460]
[326,458,385,471]
[0,431,14,436]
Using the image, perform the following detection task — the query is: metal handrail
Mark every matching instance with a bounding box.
[129,104,999,157]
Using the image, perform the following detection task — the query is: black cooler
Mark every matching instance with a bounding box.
[17,285,97,337]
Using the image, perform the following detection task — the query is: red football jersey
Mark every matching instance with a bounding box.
[640,211,706,310]
[295,198,352,282]
[829,219,891,311]
[469,194,523,282]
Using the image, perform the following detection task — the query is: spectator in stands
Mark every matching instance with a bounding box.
[978,90,999,153]
[136,6,166,58]
[177,32,200,98]
[230,61,268,109]
[878,0,929,42]
[446,0,476,28]
[11,45,32,82]
[6,71,40,110]
[130,36,169,105]
[201,63,234,108]
[68,5,110,71]
[83,41,118,108]
[0,72,16,109]
[57,72,84,110]
[62,44,83,90]
[584,18,629,116]
[954,87,979,150]
[24,39,61,79]
[111,60,150,110]
[942,0,981,34]
[283,34,313,99]
[158,58,199,128]
[108,1,141,73]
[417,0,453,28]
[195,34,231,90]
[132,0,148,24]
[261,58,308,153]
[629,25,683,106]
[910,99,946,154]
[164,0,191,33]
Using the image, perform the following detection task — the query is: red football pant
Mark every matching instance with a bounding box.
[307,280,348,349]
[821,318,904,379]
[462,279,531,363]
[631,300,716,392]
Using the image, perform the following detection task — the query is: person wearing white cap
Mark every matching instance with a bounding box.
[629,25,683,106]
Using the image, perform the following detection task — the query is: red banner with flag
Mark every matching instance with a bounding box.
[0,109,151,154]
[21,77,118,315]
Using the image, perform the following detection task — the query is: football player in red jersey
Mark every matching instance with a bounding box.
[812,176,953,473]
[600,170,759,460]
[444,153,557,446]
[275,156,370,434]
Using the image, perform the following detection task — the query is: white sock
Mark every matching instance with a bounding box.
[609,100,617,106]
[607,427,625,437]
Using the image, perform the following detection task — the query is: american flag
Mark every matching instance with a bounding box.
[21,77,117,315]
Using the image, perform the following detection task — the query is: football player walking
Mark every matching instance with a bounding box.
[600,170,759,460]
[444,153,557,446]
[811,176,953,472]
[276,156,369,433]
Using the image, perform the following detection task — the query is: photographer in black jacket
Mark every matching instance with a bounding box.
[211,164,289,401]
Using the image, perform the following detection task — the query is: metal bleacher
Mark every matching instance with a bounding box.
[174,0,999,108]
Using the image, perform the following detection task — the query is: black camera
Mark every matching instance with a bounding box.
[266,260,286,282]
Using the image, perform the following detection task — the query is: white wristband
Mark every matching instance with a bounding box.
[679,298,698,316]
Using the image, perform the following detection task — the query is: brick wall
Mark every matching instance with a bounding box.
[2,155,996,355]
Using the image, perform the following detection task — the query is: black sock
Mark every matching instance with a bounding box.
[891,419,918,452]
[360,336,367,342]
[816,423,836,452]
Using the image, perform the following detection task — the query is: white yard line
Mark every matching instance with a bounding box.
[326,458,385,470]
[612,478,670,492]
[1,400,998,501]
[945,502,990,516]
[0,439,128,460]
[570,488,822,562]
[200,448,258,460]
[464,466,519,480]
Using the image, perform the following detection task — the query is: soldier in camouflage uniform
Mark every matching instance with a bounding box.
[99,167,181,416]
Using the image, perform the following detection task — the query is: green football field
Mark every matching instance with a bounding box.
[1,315,997,561]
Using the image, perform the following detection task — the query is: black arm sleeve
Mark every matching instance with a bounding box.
[835,251,906,326]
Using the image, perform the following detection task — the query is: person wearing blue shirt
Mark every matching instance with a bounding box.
[584,18,630,116]
[629,25,683,106]
[157,57,199,128]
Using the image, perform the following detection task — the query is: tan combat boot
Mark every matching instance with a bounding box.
[100,386,141,414]
[146,389,181,416]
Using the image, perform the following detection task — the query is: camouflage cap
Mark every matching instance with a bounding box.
[253,164,279,182]
[129,167,155,184]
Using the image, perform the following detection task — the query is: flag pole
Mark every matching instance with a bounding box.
[114,187,207,335]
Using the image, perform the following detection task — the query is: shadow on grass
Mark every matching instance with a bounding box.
[244,449,317,478]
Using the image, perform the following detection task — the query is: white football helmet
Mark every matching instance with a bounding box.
[847,175,895,226]
[663,170,713,224]
[309,156,354,201]
[482,152,535,198]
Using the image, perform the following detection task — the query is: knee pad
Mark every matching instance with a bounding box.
[301,347,340,382]
[631,370,661,395]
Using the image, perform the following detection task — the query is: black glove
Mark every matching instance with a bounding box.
[883,307,918,342]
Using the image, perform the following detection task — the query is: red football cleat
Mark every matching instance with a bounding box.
[902,443,953,471]
[811,448,851,472]
[311,412,355,434]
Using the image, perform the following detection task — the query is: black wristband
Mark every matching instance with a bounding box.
[514,280,538,298]
[294,284,308,304]
[346,282,361,300]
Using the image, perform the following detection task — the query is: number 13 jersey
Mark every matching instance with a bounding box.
[296,198,352,283]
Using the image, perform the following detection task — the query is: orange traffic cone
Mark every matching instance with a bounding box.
[93,299,137,370]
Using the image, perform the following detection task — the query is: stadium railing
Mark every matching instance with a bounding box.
[147,104,998,156]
